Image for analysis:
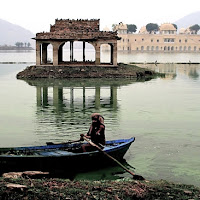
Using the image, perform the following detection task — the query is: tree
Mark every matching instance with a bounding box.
[189,24,200,34]
[127,24,137,33]
[27,42,31,47]
[15,42,21,48]
[146,23,159,34]
[172,24,178,30]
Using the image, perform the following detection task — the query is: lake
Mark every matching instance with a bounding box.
[0,50,200,186]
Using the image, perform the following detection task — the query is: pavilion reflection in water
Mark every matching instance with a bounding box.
[24,79,148,114]
[36,85,118,111]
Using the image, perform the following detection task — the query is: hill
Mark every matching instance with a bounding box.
[174,11,200,29]
[0,19,35,47]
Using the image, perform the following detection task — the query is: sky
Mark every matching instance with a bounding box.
[1,0,200,34]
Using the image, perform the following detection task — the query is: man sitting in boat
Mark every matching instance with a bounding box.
[81,113,105,152]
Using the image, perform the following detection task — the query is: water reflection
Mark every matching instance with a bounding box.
[137,63,200,80]
[23,78,150,143]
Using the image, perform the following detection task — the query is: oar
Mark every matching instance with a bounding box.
[46,139,81,146]
[82,136,145,180]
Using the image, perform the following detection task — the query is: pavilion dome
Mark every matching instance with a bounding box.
[115,22,127,30]
[139,26,147,34]
[159,23,176,31]
[179,28,186,34]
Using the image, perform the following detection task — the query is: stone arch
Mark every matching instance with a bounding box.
[100,43,116,65]
[83,42,95,62]
[37,42,53,65]
[60,41,70,62]
[57,41,95,64]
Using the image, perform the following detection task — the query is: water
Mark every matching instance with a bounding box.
[0,50,200,186]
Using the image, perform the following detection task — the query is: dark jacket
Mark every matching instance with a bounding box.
[87,122,105,145]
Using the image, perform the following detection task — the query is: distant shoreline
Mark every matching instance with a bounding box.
[0,46,34,50]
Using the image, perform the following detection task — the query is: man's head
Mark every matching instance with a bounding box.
[91,113,104,125]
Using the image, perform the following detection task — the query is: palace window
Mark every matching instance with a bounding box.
[164,38,175,43]
[151,39,153,42]
[157,39,159,42]
[142,38,144,41]
[194,46,197,51]
[185,39,187,43]
[179,39,181,42]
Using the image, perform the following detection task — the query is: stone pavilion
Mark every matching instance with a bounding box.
[34,19,120,66]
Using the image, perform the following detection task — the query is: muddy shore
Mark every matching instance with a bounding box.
[16,63,163,79]
[0,177,199,199]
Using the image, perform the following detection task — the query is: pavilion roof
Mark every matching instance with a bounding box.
[34,19,120,41]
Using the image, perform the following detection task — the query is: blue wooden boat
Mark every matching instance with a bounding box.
[0,137,135,175]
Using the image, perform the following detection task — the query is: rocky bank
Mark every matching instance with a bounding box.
[16,63,162,79]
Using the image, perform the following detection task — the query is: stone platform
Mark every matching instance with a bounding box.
[16,63,159,79]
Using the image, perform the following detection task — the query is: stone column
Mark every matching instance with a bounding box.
[70,41,74,62]
[83,41,85,62]
[42,43,48,64]
[52,42,60,66]
[110,44,114,65]
[36,41,41,66]
[95,43,100,65]
[113,43,118,66]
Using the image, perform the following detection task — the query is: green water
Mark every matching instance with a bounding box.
[0,62,200,186]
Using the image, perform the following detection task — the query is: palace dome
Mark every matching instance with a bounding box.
[115,22,127,30]
[159,23,176,31]
[139,26,147,34]
[179,28,186,34]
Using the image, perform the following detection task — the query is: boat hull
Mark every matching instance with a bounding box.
[0,138,135,175]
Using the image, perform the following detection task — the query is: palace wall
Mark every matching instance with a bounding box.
[117,33,200,52]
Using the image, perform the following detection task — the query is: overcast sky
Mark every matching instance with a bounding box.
[1,0,200,33]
